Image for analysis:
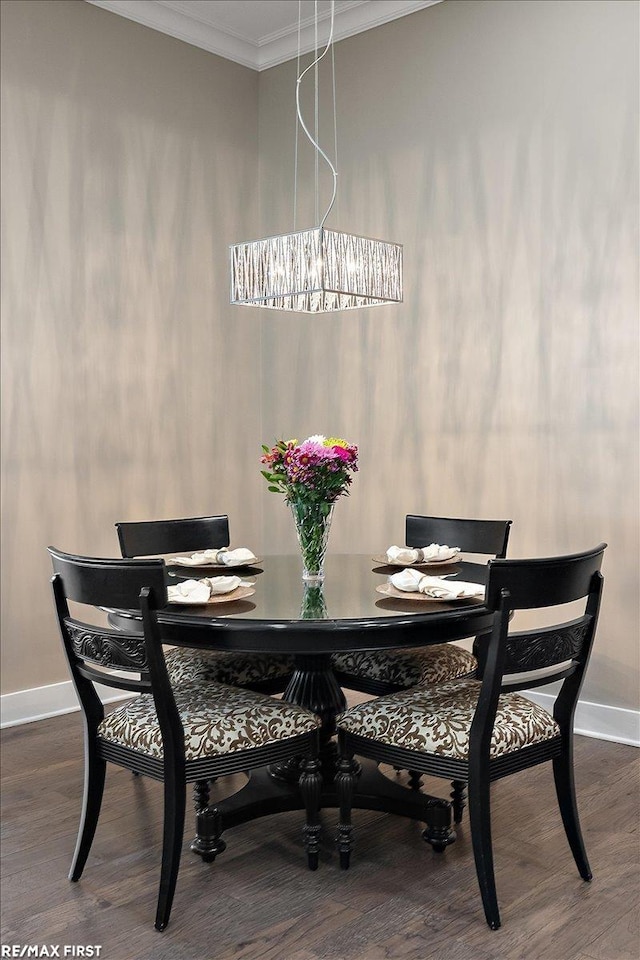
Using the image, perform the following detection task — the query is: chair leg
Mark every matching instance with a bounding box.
[408,770,423,790]
[553,750,592,881]
[69,747,106,882]
[154,774,186,932]
[451,780,467,823]
[335,752,358,870]
[299,755,322,871]
[469,772,501,930]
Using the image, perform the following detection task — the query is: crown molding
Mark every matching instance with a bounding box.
[86,1,443,71]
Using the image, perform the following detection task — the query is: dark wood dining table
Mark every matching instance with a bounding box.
[111,553,495,856]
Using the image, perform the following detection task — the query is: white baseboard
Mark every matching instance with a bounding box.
[0,680,130,728]
[522,689,639,747]
[1,680,639,747]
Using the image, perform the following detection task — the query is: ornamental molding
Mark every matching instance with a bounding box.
[66,620,148,671]
[504,622,590,674]
[86,1,442,71]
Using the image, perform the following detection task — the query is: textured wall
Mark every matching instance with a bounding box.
[257,0,639,710]
[1,0,638,714]
[1,0,261,692]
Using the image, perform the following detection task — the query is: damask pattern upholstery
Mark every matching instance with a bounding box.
[165,647,294,686]
[333,644,476,687]
[99,683,320,760]
[337,679,559,759]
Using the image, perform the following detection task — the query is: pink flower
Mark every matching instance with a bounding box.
[332,445,352,462]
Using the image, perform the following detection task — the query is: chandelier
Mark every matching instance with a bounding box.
[230,1,403,314]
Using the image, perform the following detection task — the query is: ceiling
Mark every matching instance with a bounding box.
[86,0,442,71]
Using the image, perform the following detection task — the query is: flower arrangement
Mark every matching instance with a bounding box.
[260,435,358,505]
[261,434,358,581]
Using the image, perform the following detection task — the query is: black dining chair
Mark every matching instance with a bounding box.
[49,547,322,932]
[116,516,294,693]
[333,515,512,696]
[335,542,606,930]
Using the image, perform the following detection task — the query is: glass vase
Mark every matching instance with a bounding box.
[290,499,335,582]
[300,583,329,619]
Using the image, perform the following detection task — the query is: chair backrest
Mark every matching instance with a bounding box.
[484,543,607,686]
[48,546,168,703]
[49,546,184,764]
[115,515,230,558]
[472,543,606,749]
[405,515,512,558]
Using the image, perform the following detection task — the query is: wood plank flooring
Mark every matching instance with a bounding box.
[1,711,638,960]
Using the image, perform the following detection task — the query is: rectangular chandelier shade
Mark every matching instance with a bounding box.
[230,227,403,313]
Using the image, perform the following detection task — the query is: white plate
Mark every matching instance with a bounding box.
[375,583,482,602]
[372,554,461,568]
[168,556,261,570]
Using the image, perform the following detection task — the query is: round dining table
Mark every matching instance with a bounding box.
[112,553,494,856]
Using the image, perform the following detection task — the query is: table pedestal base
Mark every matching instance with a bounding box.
[190,759,455,858]
[269,653,346,783]
[190,652,455,858]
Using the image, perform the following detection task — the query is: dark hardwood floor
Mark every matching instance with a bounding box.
[1,709,638,960]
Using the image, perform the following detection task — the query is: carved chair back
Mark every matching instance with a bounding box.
[48,547,177,738]
[406,515,512,558]
[116,515,230,558]
[472,543,607,750]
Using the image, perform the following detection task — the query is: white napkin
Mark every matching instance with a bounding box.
[386,543,461,564]
[168,547,257,567]
[216,547,258,565]
[419,543,461,562]
[390,569,484,600]
[167,578,212,604]
[167,575,248,604]
[203,575,245,594]
[386,545,422,564]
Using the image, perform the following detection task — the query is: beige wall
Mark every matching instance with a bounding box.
[257,0,639,711]
[1,0,638,714]
[1,0,262,692]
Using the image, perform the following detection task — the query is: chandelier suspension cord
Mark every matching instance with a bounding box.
[331,37,338,226]
[296,0,337,230]
[293,1,302,230]
[313,0,320,223]
[314,2,319,224]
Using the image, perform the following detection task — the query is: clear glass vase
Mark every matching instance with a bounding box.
[300,583,329,619]
[290,499,335,582]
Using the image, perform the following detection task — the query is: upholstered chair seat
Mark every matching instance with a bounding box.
[100,682,319,760]
[332,644,476,690]
[337,679,559,760]
[164,648,294,688]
